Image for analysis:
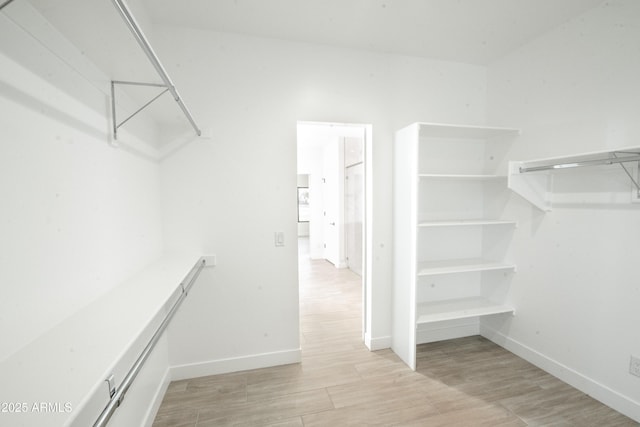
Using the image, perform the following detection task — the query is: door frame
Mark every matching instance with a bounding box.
[296,121,373,346]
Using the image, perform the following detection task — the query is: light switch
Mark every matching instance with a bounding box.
[274,231,285,247]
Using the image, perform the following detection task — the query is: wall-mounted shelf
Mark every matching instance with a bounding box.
[0,254,204,427]
[2,0,202,146]
[417,259,516,276]
[419,174,507,180]
[416,297,515,325]
[418,219,517,227]
[415,122,520,140]
[509,146,640,211]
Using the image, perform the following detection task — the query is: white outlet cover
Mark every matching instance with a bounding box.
[630,355,640,377]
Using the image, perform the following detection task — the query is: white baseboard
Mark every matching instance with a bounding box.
[481,324,640,423]
[143,367,172,427]
[365,333,391,351]
[169,348,302,381]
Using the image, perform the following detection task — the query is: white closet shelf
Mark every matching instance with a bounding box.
[417,123,520,139]
[416,297,515,324]
[508,145,640,211]
[418,219,517,227]
[417,258,516,276]
[419,174,507,180]
[0,253,204,426]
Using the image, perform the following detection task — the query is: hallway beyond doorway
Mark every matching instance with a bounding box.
[297,120,368,344]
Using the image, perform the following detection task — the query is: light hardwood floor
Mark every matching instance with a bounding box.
[153,242,637,426]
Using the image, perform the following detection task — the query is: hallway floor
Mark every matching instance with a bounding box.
[152,243,637,426]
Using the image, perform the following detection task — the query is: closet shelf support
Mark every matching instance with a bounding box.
[110,81,170,140]
[110,0,201,139]
[613,153,640,196]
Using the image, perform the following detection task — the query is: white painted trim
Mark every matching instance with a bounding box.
[365,334,391,351]
[142,367,172,427]
[170,348,302,381]
[481,325,640,423]
[417,323,479,345]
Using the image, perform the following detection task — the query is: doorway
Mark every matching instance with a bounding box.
[297,121,370,343]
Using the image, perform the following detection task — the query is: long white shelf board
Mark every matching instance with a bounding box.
[419,174,507,180]
[508,144,640,212]
[513,145,640,172]
[417,258,516,276]
[416,297,515,324]
[418,219,517,227]
[416,122,520,139]
[0,253,204,426]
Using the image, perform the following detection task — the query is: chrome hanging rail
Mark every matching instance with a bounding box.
[518,152,640,173]
[519,150,640,195]
[0,0,16,11]
[110,0,201,139]
[93,258,206,427]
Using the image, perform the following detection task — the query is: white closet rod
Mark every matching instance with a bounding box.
[110,0,201,137]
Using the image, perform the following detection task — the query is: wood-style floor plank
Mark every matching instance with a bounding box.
[153,241,638,426]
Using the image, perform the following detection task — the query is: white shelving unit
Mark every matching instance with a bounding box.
[392,122,520,370]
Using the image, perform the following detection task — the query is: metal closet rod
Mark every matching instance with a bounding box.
[519,152,640,173]
[0,0,16,11]
[110,0,201,137]
[93,258,206,427]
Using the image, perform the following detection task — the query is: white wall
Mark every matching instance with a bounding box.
[486,0,640,420]
[158,26,487,373]
[0,3,169,426]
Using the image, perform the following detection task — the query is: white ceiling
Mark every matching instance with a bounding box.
[140,0,604,65]
[9,0,605,146]
[23,0,605,68]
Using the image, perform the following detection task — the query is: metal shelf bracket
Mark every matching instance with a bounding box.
[612,153,640,197]
[110,80,170,140]
[109,0,201,140]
